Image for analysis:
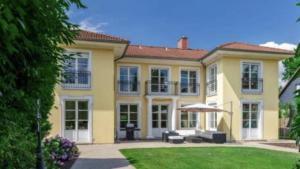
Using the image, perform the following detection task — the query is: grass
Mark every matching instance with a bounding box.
[120,147,299,169]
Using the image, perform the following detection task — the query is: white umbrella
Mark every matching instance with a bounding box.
[177,102,233,142]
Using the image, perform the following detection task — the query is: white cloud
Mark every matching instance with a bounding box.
[260,41,296,51]
[79,18,108,33]
[260,41,297,87]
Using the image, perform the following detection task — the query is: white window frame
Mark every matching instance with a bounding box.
[179,67,200,96]
[240,100,263,140]
[206,64,217,96]
[148,65,171,94]
[117,64,140,95]
[116,101,141,131]
[60,95,93,143]
[240,60,263,93]
[179,103,199,130]
[62,49,92,89]
[206,102,218,131]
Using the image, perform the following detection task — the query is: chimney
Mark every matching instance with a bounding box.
[177,36,188,49]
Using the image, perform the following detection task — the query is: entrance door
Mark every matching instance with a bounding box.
[242,102,261,140]
[152,104,169,137]
[150,68,169,94]
[64,100,90,143]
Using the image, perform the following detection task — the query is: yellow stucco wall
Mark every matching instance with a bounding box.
[49,46,115,144]
[115,60,206,138]
[214,57,279,141]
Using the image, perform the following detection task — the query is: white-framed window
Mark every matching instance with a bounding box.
[206,64,217,96]
[62,51,91,89]
[206,103,217,131]
[180,104,198,129]
[180,69,199,95]
[149,67,170,94]
[119,103,139,129]
[241,62,262,92]
[118,66,139,94]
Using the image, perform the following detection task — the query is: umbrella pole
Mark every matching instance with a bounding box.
[229,101,233,142]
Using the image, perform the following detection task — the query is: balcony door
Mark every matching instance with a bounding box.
[63,99,91,143]
[152,104,170,137]
[241,102,262,140]
[150,68,169,94]
[241,62,261,92]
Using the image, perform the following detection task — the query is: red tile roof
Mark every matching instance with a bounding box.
[218,42,294,54]
[76,30,129,43]
[125,45,208,60]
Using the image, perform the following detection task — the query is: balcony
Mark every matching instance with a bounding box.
[61,71,91,89]
[145,81,178,95]
[206,81,217,96]
[241,78,263,94]
[117,80,140,96]
[179,83,200,96]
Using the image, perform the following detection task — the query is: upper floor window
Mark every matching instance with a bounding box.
[62,51,91,89]
[148,67,170,94]
[206,64,217,96]
[118,66,139,94]
[180,69,199,95]
[241,62,262,93]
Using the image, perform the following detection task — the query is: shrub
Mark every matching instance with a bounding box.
[44,136,79,168]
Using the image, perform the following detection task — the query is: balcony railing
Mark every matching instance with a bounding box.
[145,81,178,95]
[61,71,91,89]
[206,81,217,96]
[241,78,263,94]
[179,83,200,96]
[117,80,140,95]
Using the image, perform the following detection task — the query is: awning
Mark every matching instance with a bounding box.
[177,103,231,113]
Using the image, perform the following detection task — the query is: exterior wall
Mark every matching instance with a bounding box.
[214,57,279,141]
[49,46,115,144]
[115,60,206,138]
[280,77,300,104]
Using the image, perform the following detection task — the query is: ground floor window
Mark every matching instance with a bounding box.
[180,111,198,129]
[207,102,217,131]
[119,103,139,129]
[152,104,169,128]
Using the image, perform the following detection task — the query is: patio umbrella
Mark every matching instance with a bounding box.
[177,103,233,142]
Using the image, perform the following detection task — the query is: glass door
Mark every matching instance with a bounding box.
[242,103,260,140]
[64,100,90,143]
[152,104,169,137]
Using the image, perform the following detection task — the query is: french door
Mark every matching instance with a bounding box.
[150,68,169,93]
[242,102,261,140]
[63,100,91,143]
[152,104,169,137]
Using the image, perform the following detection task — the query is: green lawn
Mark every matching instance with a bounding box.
[120,147,299,169]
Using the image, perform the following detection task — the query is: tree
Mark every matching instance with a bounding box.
[0,0,84,168]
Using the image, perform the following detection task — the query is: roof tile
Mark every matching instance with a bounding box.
[76,30,129,43]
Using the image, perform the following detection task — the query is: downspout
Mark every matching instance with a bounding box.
[114,42,130,62]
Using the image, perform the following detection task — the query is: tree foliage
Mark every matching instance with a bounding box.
[0,0,84,168]
[282,44,300,80]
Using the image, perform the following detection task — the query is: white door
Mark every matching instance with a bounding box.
[242,103,261,140]
[64,100,90,143]
[152,104,169,137]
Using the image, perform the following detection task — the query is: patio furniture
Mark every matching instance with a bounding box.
[168,136,184,144]
[126,123,135,140]
[196,130,226,143]
[185,135,202,143]
[162,131,179,142]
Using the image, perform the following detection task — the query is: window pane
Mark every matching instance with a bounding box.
[190,121,197,128]
[181,113,188,120]
[161,121,167,128]
[152,113,158,120]
[243,112,249,120]
[65,101,75,110]
[130,113,137,121]
[161,113,167,120]
[243,104,249,112]
[65,121,75,130]
[251,120,257,128]
[243,120,249,128]
[78,111,88,120]
[65,111,75,120]
[161,105,168,112]
[181,120,188,128]
[243,64,250,73]
[120,67,128,76]
[251,65,259,73]
[130,105,138,113]
[78,121,88,129]
[77,58,88,71]
[191,113,197,121]
[120,113,128,121]
[152,105,159,112]
[120,121,127,128]
[78,101,88,110]
[64,57,76,71]
[152,121,158,128]
[131,121,138,128]
[251,104,258,111]
[120,105,128,113]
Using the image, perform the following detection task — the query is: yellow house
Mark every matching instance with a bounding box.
[49,30,293,144]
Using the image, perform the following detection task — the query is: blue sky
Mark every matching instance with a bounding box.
[68,0,300,50]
